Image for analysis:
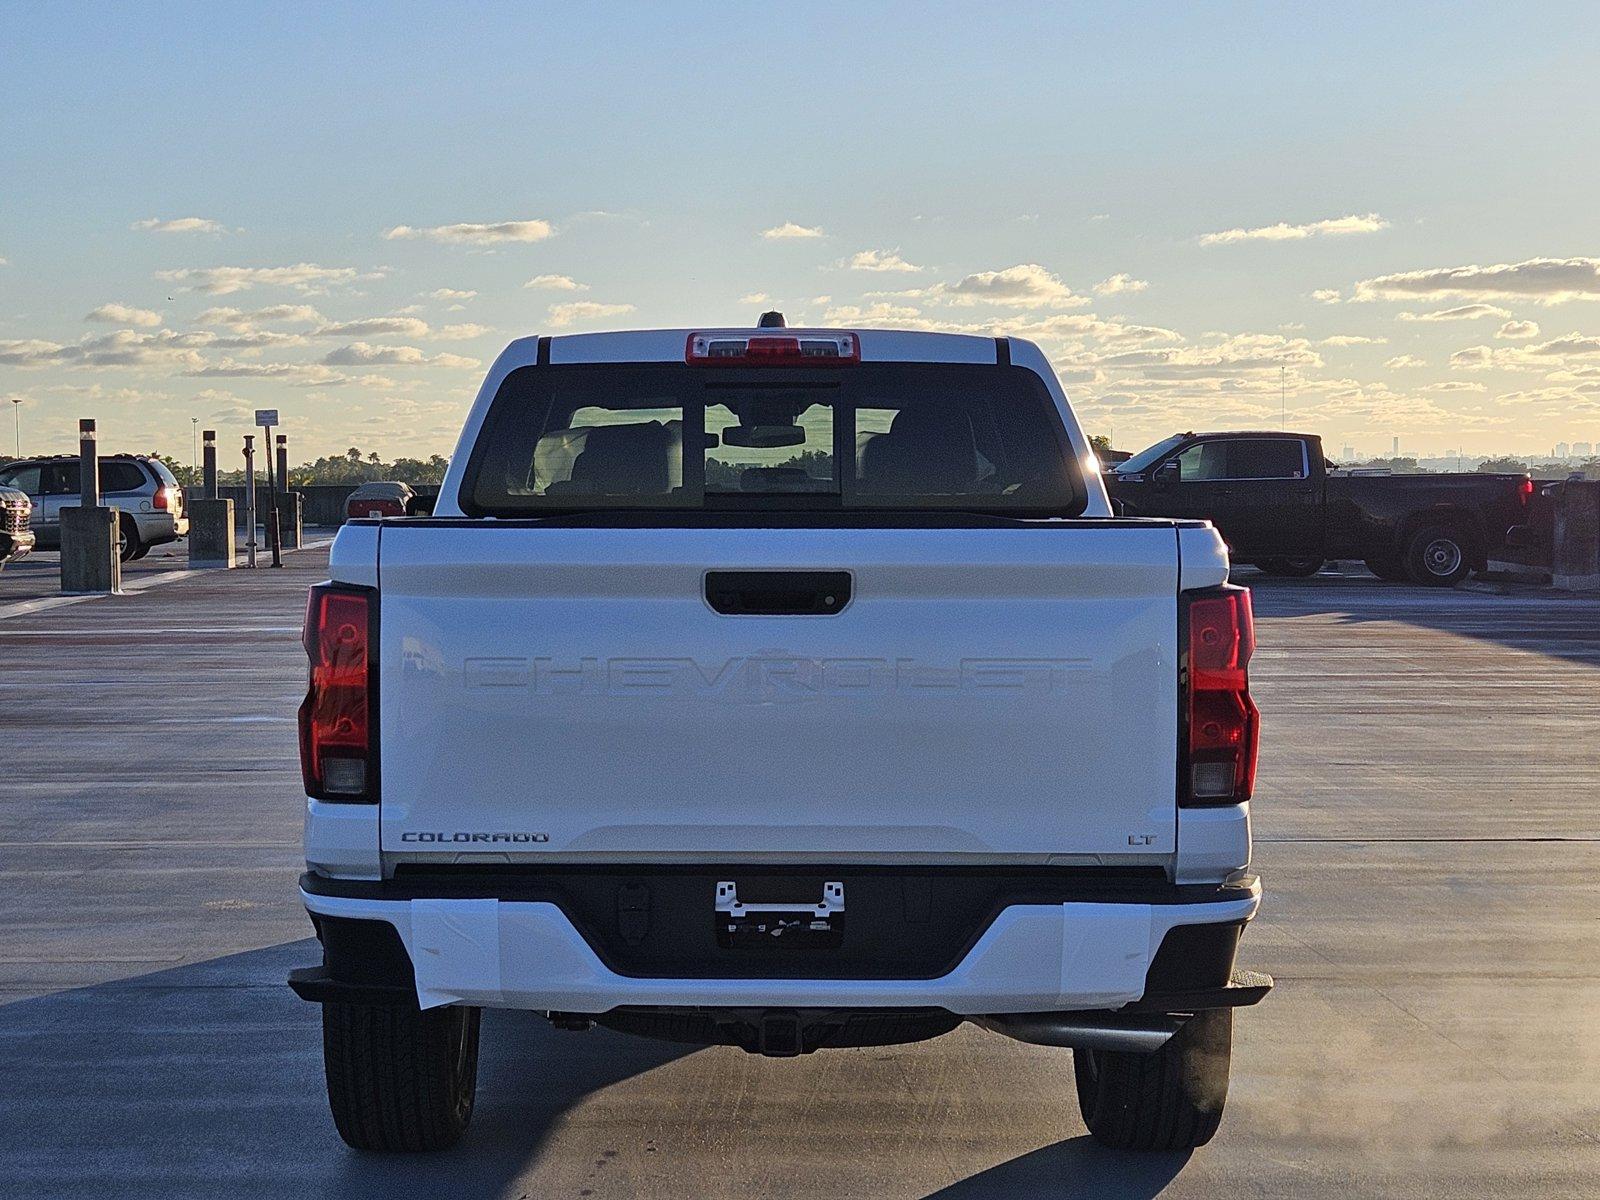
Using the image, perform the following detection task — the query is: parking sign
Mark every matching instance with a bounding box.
[255,409,279,427]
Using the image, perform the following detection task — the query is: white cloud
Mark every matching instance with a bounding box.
[1449,346,1494,369]
[312,317,431,340]
[157,263,363,295]
[196,304,325,331]
[524,274,587,291]
[1093,273,1148,295]
[322,342,479,368]
[547,301,636,328]
[1200,213,1389,246]
[0,329,211,369]
[760,222,824,240]
[1354,257,1600,305]
[1497,320,1539,340]
[1096,333,1322,380]
[1311,289,1342,304]
[1528,334,1600,356]
[845,249,923,273]
[437,323,491,340]
[132,216,229,234]
[429,288,477,301]
[1395,304,1512,322]
[1385,354,1426,368]
[85,303,162,328]
[944,263,1088,309]
[1449,333,1600,371]
[385,219,554,245]
[185,360,352,385]
[738,292,772,305]
[1323,335,1387,346]
[822,303,923,324]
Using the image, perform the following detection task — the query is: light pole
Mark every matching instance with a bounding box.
[191,417,199,471]
[9,396,19,458]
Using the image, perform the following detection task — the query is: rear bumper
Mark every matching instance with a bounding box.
[132,512,183,543]
[294,872,1261,1015]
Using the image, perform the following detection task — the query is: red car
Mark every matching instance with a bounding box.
[345,481,414,521]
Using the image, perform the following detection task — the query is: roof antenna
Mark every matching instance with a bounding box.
[757,310,786,328]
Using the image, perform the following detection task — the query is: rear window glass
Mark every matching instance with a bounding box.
[1178,439,1304,481]
[464,363,1083,516]
[1225,439,1305,479]
[0,465,41,493]
[7,461,150,494]
[101,462,148,492]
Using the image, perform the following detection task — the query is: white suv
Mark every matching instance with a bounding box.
[0,454,188,560]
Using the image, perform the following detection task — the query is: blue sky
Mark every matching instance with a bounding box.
[4,1,1600,464]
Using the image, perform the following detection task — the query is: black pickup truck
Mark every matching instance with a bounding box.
[1105,431,1533,585]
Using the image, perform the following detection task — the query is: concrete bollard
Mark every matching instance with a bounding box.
[187,498,237,568]
[275,491,304,550]
[59,506,121,593]
[1552,480,1600,591]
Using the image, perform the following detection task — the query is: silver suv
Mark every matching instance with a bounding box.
[0,455,188,561]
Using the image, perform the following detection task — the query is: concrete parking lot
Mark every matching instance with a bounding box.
[1,550,1597,1198]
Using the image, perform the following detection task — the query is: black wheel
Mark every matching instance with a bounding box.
[321,1002,481,1152]
[1363,556,1408,582]
[1402,524,1473,587]
[1074,1009,1232,1151]
[130,542,152,560]
[1256,557,1324,578]
[117,516,141,563]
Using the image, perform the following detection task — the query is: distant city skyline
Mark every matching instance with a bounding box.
[4,4,1600,465]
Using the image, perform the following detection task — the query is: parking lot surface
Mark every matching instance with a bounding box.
[1,552,1597,1198]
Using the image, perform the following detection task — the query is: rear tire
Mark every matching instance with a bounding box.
[1074,1008,1232,1151]
[1364,556,1408,582]
[321,1002,481,1152]
[1402,524,1473,587]
[1256,557,1324,578]
[117,516,141,563]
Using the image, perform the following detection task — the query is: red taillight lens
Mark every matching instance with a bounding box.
[1182,586,1259,806]
[1519,477,1534,503]
[152,487,169,511]
[298,584,376,801]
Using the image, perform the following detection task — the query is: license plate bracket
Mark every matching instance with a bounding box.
[715,880,845,949]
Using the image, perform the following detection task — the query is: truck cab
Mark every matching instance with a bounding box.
[1109,432,1325,565]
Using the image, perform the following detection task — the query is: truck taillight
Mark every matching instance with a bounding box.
[299,583,377,802]
[1181,585,1259,806]
[1519,477,1534,504]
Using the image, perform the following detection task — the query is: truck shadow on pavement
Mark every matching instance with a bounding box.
[1244,571,1600,670]
[919,1139,1187,1199]
[1,939,1191,1200]
[0,940,693,1200]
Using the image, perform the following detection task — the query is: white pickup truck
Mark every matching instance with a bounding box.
[289,320,1270,1155]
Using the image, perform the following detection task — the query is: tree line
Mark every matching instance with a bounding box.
[143,447,452,488]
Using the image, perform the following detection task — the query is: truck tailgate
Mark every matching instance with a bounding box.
[377,524,1180,863]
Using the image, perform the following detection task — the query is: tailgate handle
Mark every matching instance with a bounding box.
[704,570,852,616]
